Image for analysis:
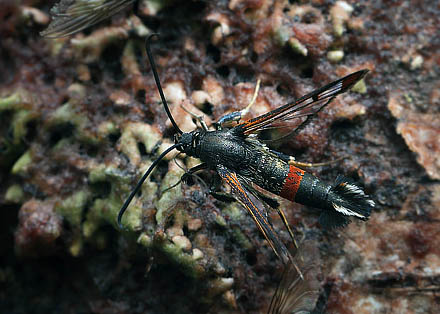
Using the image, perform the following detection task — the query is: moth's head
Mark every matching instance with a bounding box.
[175,131,200,157]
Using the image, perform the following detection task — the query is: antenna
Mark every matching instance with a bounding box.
[118,143,181,228]
[146,34,183,134]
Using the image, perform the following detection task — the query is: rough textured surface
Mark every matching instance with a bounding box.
[1,0,439,313]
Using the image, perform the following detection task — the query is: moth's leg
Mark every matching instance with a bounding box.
[288,156,347,168]
[210,191,237,203]
[275,207,299,250]
[205,172,237,202]
[162,162,208,194]
[181,104,209,131]
[243,182,299,250]
[181,162,209,184]
[215,79,261,129]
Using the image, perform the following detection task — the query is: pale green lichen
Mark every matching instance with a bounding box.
[288,37,308,56]
[410,55,423,70]
[351,78,367,94]
[47,102,100,145]
[11,110,37,145]
[205,277,234,298]
[327,50,344,63]
[119,122,163,166]
[230,226,253,251]
[159,239,205,278]
[122,39,142,77]
[191,248,204,261]
[0,93,22,111]
[214,212,227,227]
[137,232,153,248]
[5,184,25,203]
[55,189,91,226]
[88,164,110,183]
[83,194,128,237]
[46,37,67,56]
[403,93,413,104]
[50,137,73,153]
[126,15,150,37]
[69,234,83,257]
[68,15,150,63]
[142,0,171,15]
[85,164,144,235]
[97,121,119,139]
[155,164,185,225]
[165,207,185,237]
[71,28,129,63]
[0,91,39,165]
[222,203,244,221]
[273,25,292,46]
[222,203,253,250]
[330,1,354,37]
[11,150,32,175]
[172,235,192,251]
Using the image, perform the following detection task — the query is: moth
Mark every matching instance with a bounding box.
[117,35,374,265]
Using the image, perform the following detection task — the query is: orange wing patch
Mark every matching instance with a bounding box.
[216,164,293,265]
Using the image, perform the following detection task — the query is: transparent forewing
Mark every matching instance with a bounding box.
[268,241,321,314]
[233,70,368,136]
[41,0,135,38]
[216,164,293,265]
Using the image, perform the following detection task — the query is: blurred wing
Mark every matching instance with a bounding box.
[216,164,292,265]
[233,70,368,137]
[41,0,135,38]
[268,241,321,314]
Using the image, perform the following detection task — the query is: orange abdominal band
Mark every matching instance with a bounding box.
[279,165,305,201]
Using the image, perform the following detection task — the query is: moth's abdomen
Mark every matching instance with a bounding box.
[279,165,306,201]
[278,165,374,229]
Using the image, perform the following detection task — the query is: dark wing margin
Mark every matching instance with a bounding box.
[233,70,368,136]
[216,164,293,265]
[41,0,135,38]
